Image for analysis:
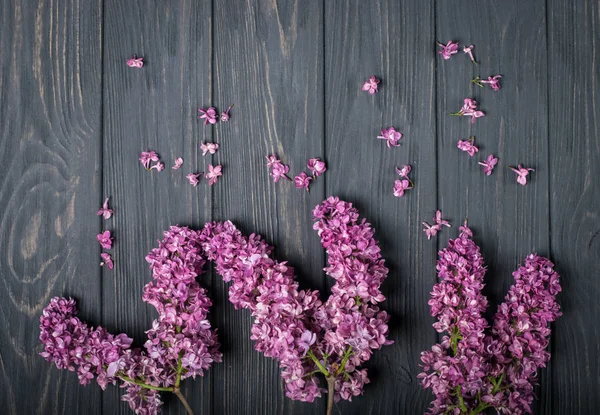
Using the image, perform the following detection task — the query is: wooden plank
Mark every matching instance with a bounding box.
[435,0,551,413]
[102,1,213,413]
[0,0,103,414]
[324,1,437,413]
[547,1,600,413]
[213,0,325,413]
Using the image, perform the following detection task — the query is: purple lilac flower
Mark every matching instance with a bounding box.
[40,226,222,414]
[198,197,392,405]
[451,98,485,124]
[418,226,561,414]
[457,137,479,157]
[294,172,312,191]
[438,41,459,60]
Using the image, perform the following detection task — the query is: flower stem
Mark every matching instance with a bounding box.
[307,350,330,376]
[335,347,353,376]
[175,352,184,388]
[117,374,173,392]
[326,376,335,415]
[174,387,194,415]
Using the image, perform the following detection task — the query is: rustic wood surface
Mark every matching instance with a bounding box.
[0,0,598,414]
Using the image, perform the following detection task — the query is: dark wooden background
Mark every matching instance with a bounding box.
[1,0,598,414]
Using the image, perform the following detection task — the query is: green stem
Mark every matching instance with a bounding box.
[175,351,184,388]
[455,386,467,413]
[307,350,330,376]
[117,374,173,392]
[336,347,353,376]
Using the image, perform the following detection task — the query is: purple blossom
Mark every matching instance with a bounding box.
[457,137,479,157]
[393,179,412,197]
[478,154,498,176]
[139,151,159,169]
[201,142,219,156]
[97,231,113,250]
[100,253,114,270]
[41,227,223,414]
[294,172,312,191]
[422,222,440,240]
[473,75,502,91]
[97,198,114,220]
[434,210,451,228]
[220,105,233,122]
[362,75,380,94]
[510,165,535,186]
[186,173,202,187]
[438,40,459,60]
[451,98,485,123]
[481,75,502,91]
[265,154,291,182]
[206,164,222,186]
[198,107,218,125]
[418,226,561,414]
[395,165,411,178]
[126,56,144,68]
[199,197,392,405]
[463,45,477,64]
[307,158,327,177]
[377,127,403,148]
[149,162,165,172]
[172,158,184,170]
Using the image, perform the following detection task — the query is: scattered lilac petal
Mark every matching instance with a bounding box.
[206,164,222,186]
[149,162,165,172]
[172,158,184,170]
[510,164,535,186]
[438,40,459,60]
[457,137,479,157]
[377,127,403,148]
[294,172,312,191]
[97,231,113,250]
[220,105,233,122]
[100,253,114,270]
[186,173,202,187]
[126,56,144,68]
[478,154,498,176]
[139,151,159,169]
[198,107,218,125]
[201,142,219,156]
[395,165,411,178]
[463,45,477,64]
[307,158,327,177]
[362,75,380,94]
[97,198,113,220]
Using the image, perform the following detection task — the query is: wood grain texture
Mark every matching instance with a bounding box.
[213,1,325,413]
[324,1,438,413]
[547,0,600,413]
[435,1,551,413]
[102,1,213,413]
[0,0,103,414]
[2,0,600,414]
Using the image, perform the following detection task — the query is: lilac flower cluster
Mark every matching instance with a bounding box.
[418,225,561,414]
[40,226,222,414]
[198,197,392,412]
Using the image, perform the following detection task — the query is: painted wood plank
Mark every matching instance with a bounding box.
[0,0,103,414]
[213,0,325,413]
[324,1,438,413]
[547,1,600,413]
[102,1,213,413]
[435,0,551,413]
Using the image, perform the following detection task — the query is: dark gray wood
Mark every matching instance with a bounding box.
[435,1,551,413]
[547,1,600,413]
[102,1,213,413]
[0,0,103,414]
[2,0,600,414]
[324,1,438,413]
[212,1,325,414]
